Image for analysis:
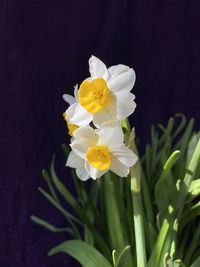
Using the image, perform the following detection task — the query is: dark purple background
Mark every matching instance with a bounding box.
[0,0,200,266]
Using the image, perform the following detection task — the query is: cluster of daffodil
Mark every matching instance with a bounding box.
[63,56,138,180]
[31,56,200,267]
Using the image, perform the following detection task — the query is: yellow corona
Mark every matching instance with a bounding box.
[86,145,112,170]
[79,78,110,114]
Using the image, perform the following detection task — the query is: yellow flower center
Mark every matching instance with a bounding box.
[63,112,79,136]
[86,145,112,170]
[78,78,110,114]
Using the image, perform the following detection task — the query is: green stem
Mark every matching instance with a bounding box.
[131,186,147,267]
[131,151,147,266]
[123,118,147,267]
[141,173,156,254]
[103,172,127,253]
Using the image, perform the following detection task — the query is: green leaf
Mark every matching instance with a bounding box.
[170,219,178,258]
[180,202,200,229]
[50,156,111,260]
[155,151,180,217]
[116,246,131,267]
[172,114,187,140]
[148,219,170,267]
[184,224,200,265]
[103,172,128,253]
[184,136,200,187]
[42,169,59,203]
[38,187,82,239]
[188,179,200,199]
[38,187,82,226]
[187,134,200,163]
[173,260,185,267]
[190,256,200,267]
[50,155,79,208]
[50,155,92,222]
[30,215,74,235]
[48,240,113,267]
[176,136,200,214]
[62,143,70,157]
[173,118,194,178]
[164,254,173,267]
[164,254,185,267]
[163,150,181,172]
[112,250,118,266]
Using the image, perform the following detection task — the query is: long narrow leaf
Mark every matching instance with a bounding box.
[30,215,74,235]
[38,187,82,239]
[190,256,200,267]
[50,157,111,259]
[48,240,113,267]
[42,169,59,203]
[116,246,131,267]
[148,219,170,267]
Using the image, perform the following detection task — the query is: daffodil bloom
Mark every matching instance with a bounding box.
[66,121,138,180]
[66,150,90,181]
[63,112,79,136]
[65,56,136,127]
[63,85,79,136]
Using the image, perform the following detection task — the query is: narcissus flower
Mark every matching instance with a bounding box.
[66,121,138,180]
[63,85,79,136]
[65,56,136,127]
[66,150,90,181]
[63,112,79,137]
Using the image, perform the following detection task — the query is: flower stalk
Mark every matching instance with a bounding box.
[123,118,147,267]
[131,162,147,267]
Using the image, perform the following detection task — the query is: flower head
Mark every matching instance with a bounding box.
[63,85,79,136]
[66,121,138,180]
[65,56,136,127]
[63,112,79,136]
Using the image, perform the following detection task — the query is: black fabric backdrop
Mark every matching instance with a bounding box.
[0,0,200,266]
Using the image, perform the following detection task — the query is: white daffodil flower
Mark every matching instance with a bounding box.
[65,56,136,127]
[66,150,90,181]
[63,85,79,136]
[66,120,138,180]
[63,84,79,106]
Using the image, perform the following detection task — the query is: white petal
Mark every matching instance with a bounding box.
[111,144,138,167]
[66,103,93,126]
[107,68,136,93]
[93,96,117,127]
[98,120,124,147]
[63,94,76,105]
[116,91,136,102]
[76,166,90,181]
[66,151,83,168]
[89,55,108,80]
[73,126,99,145]
[108,64,130,78]
[110,156,130,177]
[71,140,90,159]
[66,151,90,181]
[74,84,79,101]
[115,92,136,120]
[85,161,107,179]
[71,127,98,159]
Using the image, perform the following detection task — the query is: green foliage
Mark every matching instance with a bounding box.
[48,240,113,267]
[115,246,131,267]
[32,115,200,267]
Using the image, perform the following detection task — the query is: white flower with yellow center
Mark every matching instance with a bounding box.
[63,111,79,137]
[66,121,138,180]
[66,56,136,127]
[63,85,79,136]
